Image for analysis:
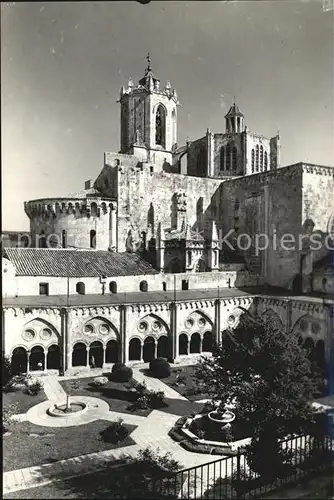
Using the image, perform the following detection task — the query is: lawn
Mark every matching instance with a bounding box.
[3,388,48,414]
[142,364,210,402]
[59,377,152,417]
[4,461,183,499]
[3,420,136,472]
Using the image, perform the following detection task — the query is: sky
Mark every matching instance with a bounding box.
[2,0,333,231]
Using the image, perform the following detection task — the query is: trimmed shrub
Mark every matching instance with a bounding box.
[111,363,133,383]
[149,357,171,378]
[25,380,43,396]
[99,418,129,444]
[92,376,108,387]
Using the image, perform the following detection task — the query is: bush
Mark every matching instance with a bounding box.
[147,390,165,409]
[92,376,108,387]
[25,379,43,396]
[3,355,12,388]
[3,403,21,434]
[149,358,171,378]
[110,363,133,382]
[99,418,129,444]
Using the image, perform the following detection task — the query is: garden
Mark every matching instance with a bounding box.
[3,418,137,472]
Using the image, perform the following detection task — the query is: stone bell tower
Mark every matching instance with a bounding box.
[118,54,180,170]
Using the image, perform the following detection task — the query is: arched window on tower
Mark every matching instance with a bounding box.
[155,105,166,148]
[264,151,268,171]
[90,229,96,249]
[255,145,259,172]
[226,146,231,171]
[251,149,255,173]
[260,145,264,171]
[220,147,225,171]
[232,146,237,171]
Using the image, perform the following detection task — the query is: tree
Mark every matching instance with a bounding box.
[195,312,322,479]
[3,354,12,388]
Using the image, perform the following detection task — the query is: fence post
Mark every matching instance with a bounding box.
[235,447,242,499]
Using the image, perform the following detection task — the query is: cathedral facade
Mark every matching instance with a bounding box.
[2,57,334,377]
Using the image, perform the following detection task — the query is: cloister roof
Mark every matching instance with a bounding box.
[3,248,158,277]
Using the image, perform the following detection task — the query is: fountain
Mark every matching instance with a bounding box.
[169,402,251,455]
[47,395,87,418]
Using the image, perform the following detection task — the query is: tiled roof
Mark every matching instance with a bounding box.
[3,248,158,277]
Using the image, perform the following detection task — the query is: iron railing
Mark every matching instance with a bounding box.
[149,434,334,499]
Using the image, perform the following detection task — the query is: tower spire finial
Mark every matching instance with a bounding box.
[146,53,152,71]
[233,95,236,106]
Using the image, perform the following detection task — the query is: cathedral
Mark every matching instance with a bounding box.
[2,56,334,379]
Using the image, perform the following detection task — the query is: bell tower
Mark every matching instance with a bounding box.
[118,54,180,170]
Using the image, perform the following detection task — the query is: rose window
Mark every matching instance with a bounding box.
[22,329,36,341]
[84,324,94,334]
[227,315,236,325]
[185,319,194,329]
[40,328,52,340]
[138,321,148,333]
[152,321,161,332]
[99,324,110,334]
[198,318,206,328]
[311,322,320,335]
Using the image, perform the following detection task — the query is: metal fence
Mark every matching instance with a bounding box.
[149,434,334,499]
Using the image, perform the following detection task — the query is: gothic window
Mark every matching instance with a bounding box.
[237,117,240,131]
[260,145,264,171]
[197,146,207,176]
[110,281,117,294]
[264,151,268,171]
[220,147,225,171]
[251,149,255,173]
[155,105,166,148]
[90,230,96,249]
[226,146,231,171]
[232,146,237,170]
[255,145,259,172]
[139,280,148,292]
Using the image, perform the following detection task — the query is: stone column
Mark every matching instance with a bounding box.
[154,340,157,359]
[140,341,144,363]
[102,344,107,367]
[43,348,47,371]
[109,203,117,251]
[65,310,72,372]
[214,298,221,345]
[86,347,90,368]
[170,302,178,360]
[27,350,31,374]
[120,305,127,364]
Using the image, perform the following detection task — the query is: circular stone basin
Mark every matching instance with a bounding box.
[208,410,235,425]
[47,402,87,418]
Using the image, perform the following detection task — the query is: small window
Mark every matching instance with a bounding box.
[187,250,192,267]
[61,230,67,248]
[255,145,259,172]
[251,149,255,173]
[162,282,167,291]
[182,280,189,291]
[90,229,96,249]
[39,283,49,296]
[150,166,154,173]
[76,282,85,295]
[139,280,148,292]
[110,281,117,294]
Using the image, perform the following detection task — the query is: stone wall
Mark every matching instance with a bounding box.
[101,158,223,252]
